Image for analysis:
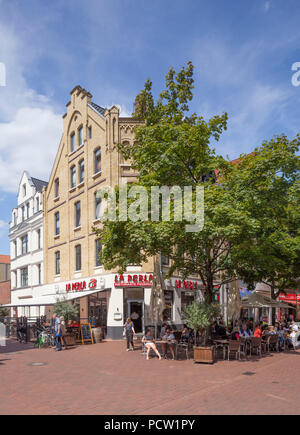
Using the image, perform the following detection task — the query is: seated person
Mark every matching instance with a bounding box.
[161,328,176,360]
[277,324,285,350]
[239,323,252,338]
[253,323,262,338]
[215,322,227,338]
[181,324,190,341]
[160,323,168,339]
[142,330,162,360]
[230,328,240,341]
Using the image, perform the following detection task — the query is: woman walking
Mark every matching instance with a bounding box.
[124,317,135,351]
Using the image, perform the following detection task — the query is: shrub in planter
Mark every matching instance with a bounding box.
[183,301,220,364]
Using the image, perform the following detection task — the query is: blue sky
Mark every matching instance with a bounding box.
[0,0,299,253]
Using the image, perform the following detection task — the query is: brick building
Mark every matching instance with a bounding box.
[0,255,11,306]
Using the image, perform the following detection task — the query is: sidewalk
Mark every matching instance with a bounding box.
[1,339,300,415]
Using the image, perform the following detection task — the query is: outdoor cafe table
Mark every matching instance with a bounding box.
[153,339,177,358]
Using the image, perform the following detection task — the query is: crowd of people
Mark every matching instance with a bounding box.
[212,316,299,351]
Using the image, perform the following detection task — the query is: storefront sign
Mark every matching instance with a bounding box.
[66,278,97,292]
[114,274,153,287]
[279,293,300,305]
[175,279,198,290]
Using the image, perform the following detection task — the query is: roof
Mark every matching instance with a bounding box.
[89,102,105,117]
[0,255,10,264]
[30,177,48,192]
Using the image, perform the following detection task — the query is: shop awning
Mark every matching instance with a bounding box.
[2,288,104,308]
[241,292,295,309]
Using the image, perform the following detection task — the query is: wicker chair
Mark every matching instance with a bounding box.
[250,337,262,357]
[226,340,241,360]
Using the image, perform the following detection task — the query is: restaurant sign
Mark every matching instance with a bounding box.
[175,279,198,290]
[114,274,153,287]
[66,278,97,292]
[279,293,300,305]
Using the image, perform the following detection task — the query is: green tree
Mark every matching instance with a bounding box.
[0,307,9,317]
[53,299,79,323]
[228,135,300,299]
[183,301,220,345]
[94,62,256,304]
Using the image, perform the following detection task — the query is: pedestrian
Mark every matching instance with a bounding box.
[60,316,66,349]
[53,313,62,351]
[123,317,135,351]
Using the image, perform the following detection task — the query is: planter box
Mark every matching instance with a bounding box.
[193,345,215,364]
[64,333,76,346]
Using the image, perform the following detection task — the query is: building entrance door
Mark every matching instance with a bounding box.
[128,300,144,333]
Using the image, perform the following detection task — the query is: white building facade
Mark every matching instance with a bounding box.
[9,171,48,317]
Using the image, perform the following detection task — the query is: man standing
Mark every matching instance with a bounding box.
[53,313,62,351]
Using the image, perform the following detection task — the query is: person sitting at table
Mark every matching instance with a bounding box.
[142,329,162,360]
[239,323,252,337]
[254,323,262,338]
[160,323,168,339]
[216,321,227,338]
[181,324,190,341]
[230,327,240,341]
[161,328,176,360]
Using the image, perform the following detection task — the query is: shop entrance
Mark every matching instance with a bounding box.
[128,300,144,333]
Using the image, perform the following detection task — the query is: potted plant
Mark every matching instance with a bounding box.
[183,301,220,364]
[53,299,79,346]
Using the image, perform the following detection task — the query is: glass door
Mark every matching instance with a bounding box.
[128,300,144,333]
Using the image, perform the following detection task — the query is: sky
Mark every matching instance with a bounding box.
[0,0,299,254]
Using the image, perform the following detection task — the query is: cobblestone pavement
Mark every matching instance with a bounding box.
[1,339,300,415]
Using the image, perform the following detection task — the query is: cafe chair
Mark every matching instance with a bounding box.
[226,340,241,360]
[250,337,262,357]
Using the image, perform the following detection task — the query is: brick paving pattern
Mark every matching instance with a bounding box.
[1,339,300,415]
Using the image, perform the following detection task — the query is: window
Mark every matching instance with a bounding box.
[79,159,84,183]
[161,255,170,266]
[21,267,28,287]
[37,229,41,249]
[70,132,75,152]
[94,147,101,174]
[21,235,28,254]
[55,178,59,197]
[70,165,76,188]
[23,184,26,196]
[94,191,102,219]
[55,251,60,275]
[22,206,25,221]
[78,126,83,147]
[95,240,102,267]
[13,212,16,226]
[55,212,60,235]
[163,290,174,321]
[26,203,30,219]
[88,126,92,139]
[14,241,17,258]
[75,201,81,228]
[36,197,39,212]
[75,245,81,271]
[38,264,41,285]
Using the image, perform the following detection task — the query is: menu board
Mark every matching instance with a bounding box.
[79,323,94,345]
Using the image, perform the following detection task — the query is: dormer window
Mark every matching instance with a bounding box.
[23,184,26,197]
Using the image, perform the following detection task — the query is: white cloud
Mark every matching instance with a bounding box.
[0,17,62,193]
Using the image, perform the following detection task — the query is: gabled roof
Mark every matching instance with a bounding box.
[89,102,105,117]
[30,177,48,192]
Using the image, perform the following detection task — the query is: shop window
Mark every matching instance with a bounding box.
[75,245,81,271]
[161,255,170,266]
[181,291,194,316]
